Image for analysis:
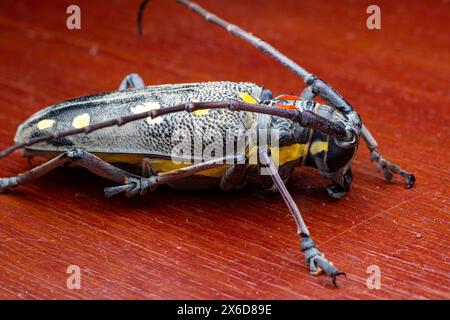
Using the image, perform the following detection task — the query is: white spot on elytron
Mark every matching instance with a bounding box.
[131,102,163,125]
[37,119,55,130]
[72,113,90,129]
[193,109,209,116]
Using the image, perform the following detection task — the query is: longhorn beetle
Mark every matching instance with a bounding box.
[0,0,415,286]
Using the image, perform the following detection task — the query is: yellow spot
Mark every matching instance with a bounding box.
[37,119,55,130]
[193,109,209,116]
[131,102,163,125]
[238,92,257,104]
[72,113,90,129]
[310,141,328,155]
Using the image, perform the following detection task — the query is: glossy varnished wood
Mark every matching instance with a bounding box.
[0,0,448,299]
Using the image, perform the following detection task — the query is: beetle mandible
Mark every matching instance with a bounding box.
[0,0,415,286]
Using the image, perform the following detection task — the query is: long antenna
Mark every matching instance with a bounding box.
[137,0,150,35]
[176,0,315,82]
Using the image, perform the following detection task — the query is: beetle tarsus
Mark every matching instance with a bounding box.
[66,149,86,159]
[362,125,415,189]
[371,150,416,188]
[326,183,347,200]
[331,271,347,287]
[404,173,416,189]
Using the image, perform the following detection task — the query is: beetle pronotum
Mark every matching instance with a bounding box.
[0,0,415,286]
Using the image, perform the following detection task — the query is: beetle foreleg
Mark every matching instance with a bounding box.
[118,73,145,90]
[1,152,73,192]
[258,146,345,286]
[362,125,415,188]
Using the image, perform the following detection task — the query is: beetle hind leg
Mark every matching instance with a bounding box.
[0,149,141,194]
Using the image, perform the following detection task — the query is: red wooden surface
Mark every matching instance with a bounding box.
[0,0,449,299]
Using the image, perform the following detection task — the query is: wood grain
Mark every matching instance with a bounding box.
[0,0,448,299]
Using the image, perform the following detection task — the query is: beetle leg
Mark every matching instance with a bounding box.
[104,176,159,198]
[0,149,139,193]
[219,163,248,191]
[260,88,273,101]
[258,146,345,286]
[259,161,298,194]
[118,73,145,90]
[362,125,415,188]
[105,154,245,197]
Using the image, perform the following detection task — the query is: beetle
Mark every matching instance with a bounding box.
[0,0,415,286]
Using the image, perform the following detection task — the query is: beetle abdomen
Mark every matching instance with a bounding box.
[15,81,263,160]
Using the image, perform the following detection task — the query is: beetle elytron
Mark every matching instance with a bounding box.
[0,0,415,286]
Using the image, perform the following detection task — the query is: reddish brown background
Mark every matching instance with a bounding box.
[0,0,448,299]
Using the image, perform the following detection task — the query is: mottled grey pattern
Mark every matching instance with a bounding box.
[15,81,263,159]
